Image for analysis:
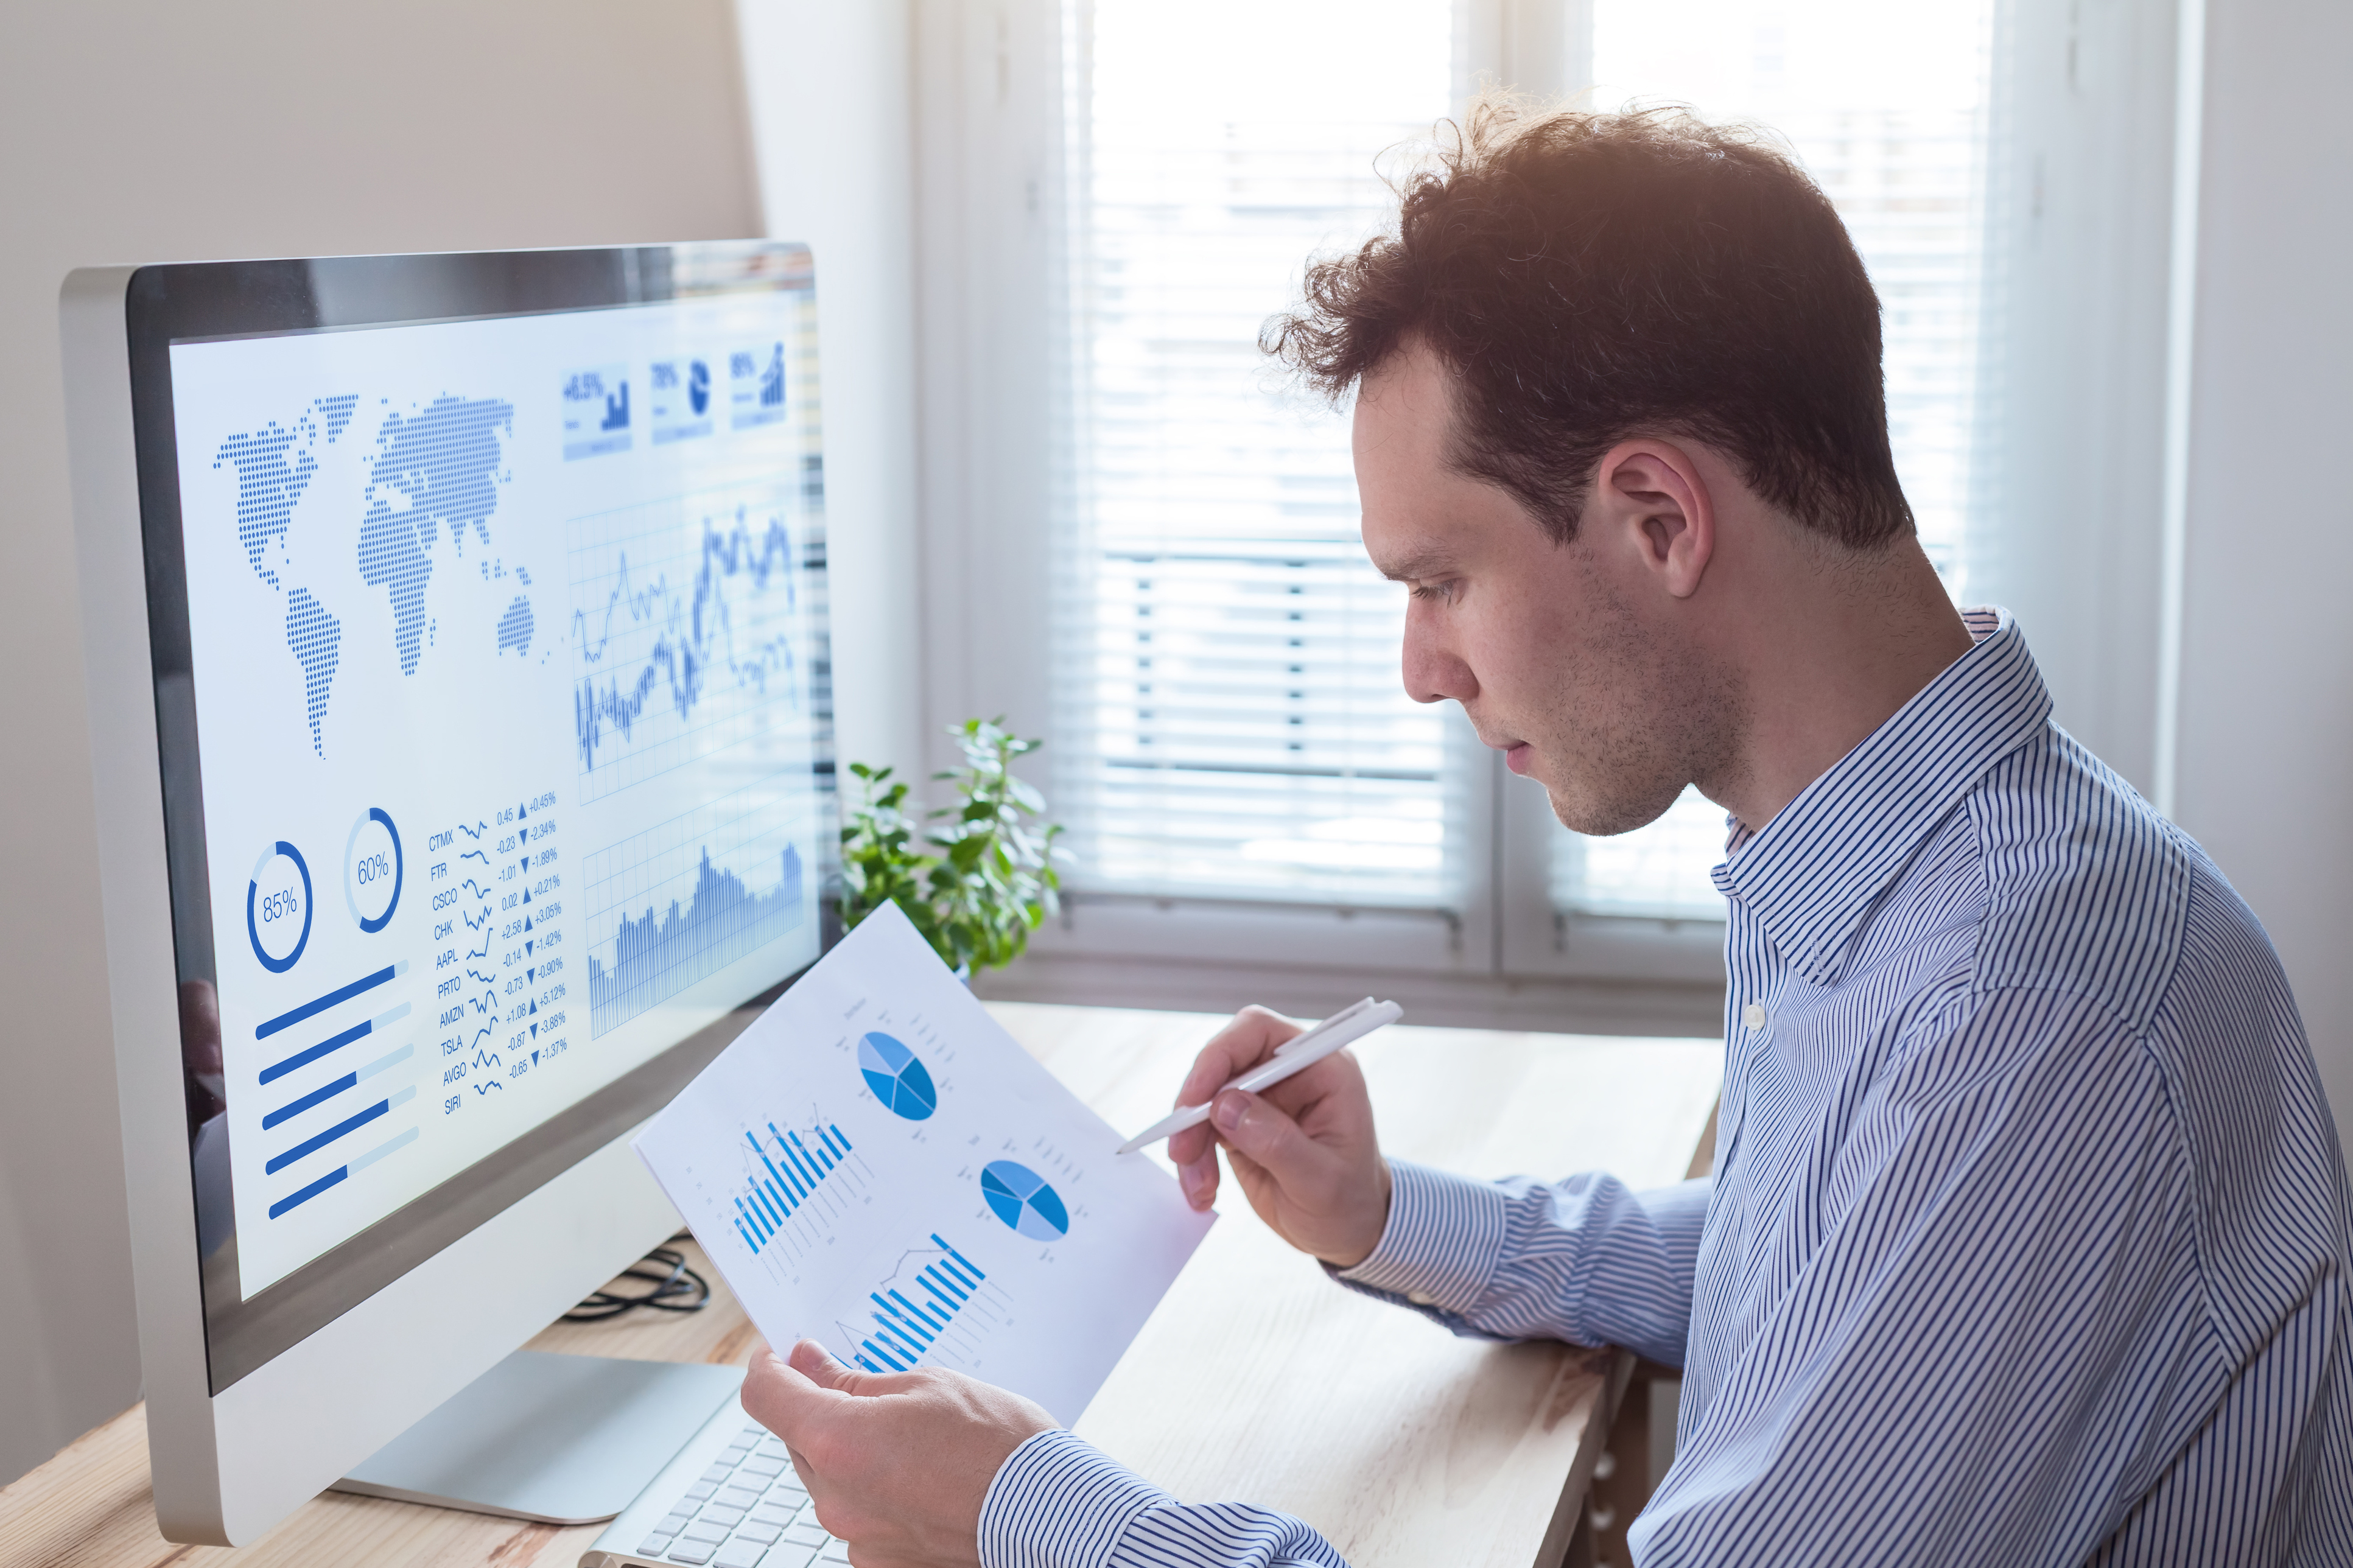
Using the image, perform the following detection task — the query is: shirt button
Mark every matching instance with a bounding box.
[1408,1292,1434,1306]
[1742,1003,1767,1032]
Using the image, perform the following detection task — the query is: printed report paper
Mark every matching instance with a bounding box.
[633,901,1215,1423]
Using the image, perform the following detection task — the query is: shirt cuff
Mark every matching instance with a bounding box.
[978,1428,1176,1568]
[1333,1159,1512,1315]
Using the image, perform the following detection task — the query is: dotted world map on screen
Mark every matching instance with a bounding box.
[212,394,522,755]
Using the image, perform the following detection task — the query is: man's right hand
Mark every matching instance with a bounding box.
[1166,1005,1393,1269]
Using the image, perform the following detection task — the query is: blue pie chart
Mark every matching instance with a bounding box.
[858,1031,938,1120]
[981,1160,1069,1241]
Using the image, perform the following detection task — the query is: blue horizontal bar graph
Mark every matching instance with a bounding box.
[264,1072,356,1130]
[852,1237,987,1374]
[255,963,401,1040]
[261,1017,370,1085]
[266,1097,388,1174]
[269,1164,348,1218]
[349,1125,417,1173]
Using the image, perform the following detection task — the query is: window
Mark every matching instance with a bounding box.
[934,0,2016,1007]
[1053,0,1459,911]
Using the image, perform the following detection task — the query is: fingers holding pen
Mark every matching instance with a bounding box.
[1176,1006,1305,1107]
[1170,1005,1306,1211]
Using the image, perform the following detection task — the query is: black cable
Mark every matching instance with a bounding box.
[566,1230,712,1321]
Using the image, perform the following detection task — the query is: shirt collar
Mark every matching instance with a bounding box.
[1710,607,2052,987]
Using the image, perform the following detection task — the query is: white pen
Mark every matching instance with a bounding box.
[1115,998,1404,1155]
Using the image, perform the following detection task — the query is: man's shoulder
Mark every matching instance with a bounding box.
[1961,725,2196,1034]
[1948,730,2348,1334]
[1959,723,2316,1071]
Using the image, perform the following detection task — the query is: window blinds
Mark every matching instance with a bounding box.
[1051,0,1997,927]
[1053,1,1458,908]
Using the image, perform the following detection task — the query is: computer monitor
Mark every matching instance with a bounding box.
[61,243,838,1545]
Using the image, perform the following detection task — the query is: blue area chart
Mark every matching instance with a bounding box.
[583,844,804,1037]
[858,1032,938,1120]
[570,506,798,779]
[981,1161,1069,1241]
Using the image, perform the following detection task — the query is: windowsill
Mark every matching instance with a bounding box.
[976,946,1724,1037]
[981,897,1726,1038]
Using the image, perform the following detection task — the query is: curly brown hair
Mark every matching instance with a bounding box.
[1261,96,1912,550]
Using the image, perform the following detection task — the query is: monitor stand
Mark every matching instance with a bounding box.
[331,1349,749,1524]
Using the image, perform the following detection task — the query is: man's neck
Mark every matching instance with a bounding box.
[1708,541,1976,836]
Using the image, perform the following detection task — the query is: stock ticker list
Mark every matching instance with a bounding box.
[427,794,572,1118]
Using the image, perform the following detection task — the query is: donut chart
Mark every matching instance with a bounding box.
[247,840,314,973]
[343,806,403,933]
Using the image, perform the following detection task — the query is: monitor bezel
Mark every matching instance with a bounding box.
[122,244,838,1394]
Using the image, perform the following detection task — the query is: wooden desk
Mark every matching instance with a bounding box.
[0,1004,1718,1568]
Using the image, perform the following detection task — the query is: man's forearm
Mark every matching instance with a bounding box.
[1334,1161,1709,1367]
[981,1431,1349,1568]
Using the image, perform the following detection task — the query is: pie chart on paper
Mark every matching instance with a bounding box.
[858,1031,938,1120]
[981,1160,1070,1241]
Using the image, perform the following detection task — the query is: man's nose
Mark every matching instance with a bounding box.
[1401,609,1476,706]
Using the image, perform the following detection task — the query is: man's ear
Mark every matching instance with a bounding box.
[1589,440,1714,599]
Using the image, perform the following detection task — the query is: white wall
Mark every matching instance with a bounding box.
[0,0,763,1488]
[2169,0,2353,1158]
[1972,0,2183,796]
[736,1,926,786]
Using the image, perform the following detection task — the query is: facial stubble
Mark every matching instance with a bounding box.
[1533,556,1749,839]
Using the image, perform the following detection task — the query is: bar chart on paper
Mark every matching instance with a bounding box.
[631,901,1216,1423]
[732,1117,864,1258]
[840,1233,1012,1375]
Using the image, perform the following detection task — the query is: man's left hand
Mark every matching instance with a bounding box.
[740,1338,1056,1567]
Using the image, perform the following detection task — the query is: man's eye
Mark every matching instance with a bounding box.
[1409,580,1456,603]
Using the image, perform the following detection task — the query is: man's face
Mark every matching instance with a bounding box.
[1353,343,1733,836]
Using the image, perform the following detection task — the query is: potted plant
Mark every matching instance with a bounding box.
[838,718,1064,978]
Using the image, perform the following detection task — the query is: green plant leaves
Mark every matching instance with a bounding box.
[836,717,1064,976]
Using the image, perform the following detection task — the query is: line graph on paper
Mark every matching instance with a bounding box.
[566,480,810,804]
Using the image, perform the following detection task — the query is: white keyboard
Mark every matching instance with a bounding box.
[580,1411,849,1568]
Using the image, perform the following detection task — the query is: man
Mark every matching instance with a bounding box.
[743,102,2353,1565]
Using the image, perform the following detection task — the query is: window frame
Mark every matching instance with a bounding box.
[906,0,2183,1026]
[911,0,1724,1016]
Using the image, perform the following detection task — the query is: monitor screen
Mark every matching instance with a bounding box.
[124,245,835,1388]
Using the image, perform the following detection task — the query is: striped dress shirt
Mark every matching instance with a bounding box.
[978,608,2353,1566]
